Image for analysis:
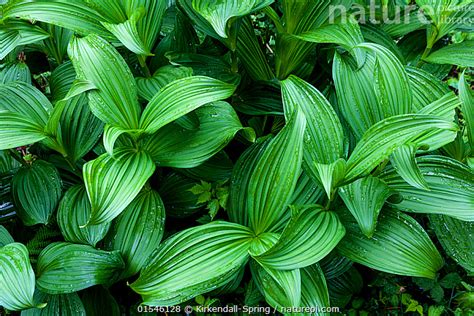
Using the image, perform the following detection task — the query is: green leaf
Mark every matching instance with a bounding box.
[290,171,324,206]
[236,16,274,81]
[0,243,38,311]
[381,156,474,221]
[0,82,52,149]
[57,185,111,247]
[0,21,50,60]
[80,286,120,316]
[139,76,236,134]
[36,242,124,294]
[390,144,430,190]
[56,94,103,163]
[2,0,110,39]
[313,159,347,199]
[136,65,193,101]
[142,101,246,168]
[101,9,151,56]
[248,110,306,234]
[0,62,32,84]
[250,260,301,307]
[339,176,392,238]
[406,66,450,112]
[228,138,271,227]
[49,62,77,102]
[68,34,141,129]
[333,43,412,138]
[344,114,458,182]
[21,291,85,316]
[190,0,274,38]
[0,225,14,247]
[281,75,344,163]
[295,15,365,66]
[12,160,62,226]
[82,148,155,225]
[105,188,165,279]
[338,211,444,279]
[253,205,345,270]
[0,111,47,150]
[300,265,330,316]
[131,221,253,306]
[430,214,474,274]
[459,70,474,149]
[423,41,474,67]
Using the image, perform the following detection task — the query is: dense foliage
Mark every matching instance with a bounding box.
[0,0,473,315]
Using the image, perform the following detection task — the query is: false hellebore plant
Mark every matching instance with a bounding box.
[0,0,473,314]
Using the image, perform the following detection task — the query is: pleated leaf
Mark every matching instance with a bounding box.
[0,225,14,247]
[68,34,141,129]
[191,0,274,38]
[0,82,51,149]
[12,160,62,226]
[131,221,253,306]
[142,101,247,168]
[380,155,474,221]
[228,138,271,227]
[105,188,165,279]
[250,260,301,308]
[300,265,330,316]
[2,0,110,39]
[82,148,156,226]
[248,110,306,234]
[21,291,85,316]
[339,176,392,238]
[406,66,450,111]
[333,43,412,138]
[236,16,274,81]
[459,70,474,148]
[295,15,365,66]
[36,242,124,294]
[139,76,236,134]
[390,144,429,190]
[101,9,151,56]
[338,211,443,279]
[136,65,193,101]
[0,21,50,60]
[424,41,474,68]
[0,62,31,84]
[49,62,77,102]
[57,94,103,162]
[344,114,458,182]
[253,205,345,270]
[57,185,111,247]
[430,215,474,274]
[0,243,38,311]
[281,75,344,164]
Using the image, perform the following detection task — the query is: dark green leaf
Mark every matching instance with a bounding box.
[57,185,110,247]
[36,242,124,294]
[82,148,155,225]
[12,160,62,226]
[131,221,253,305]
[105,188,165,279]
[338,211,443,279]
[0,243,39,311]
